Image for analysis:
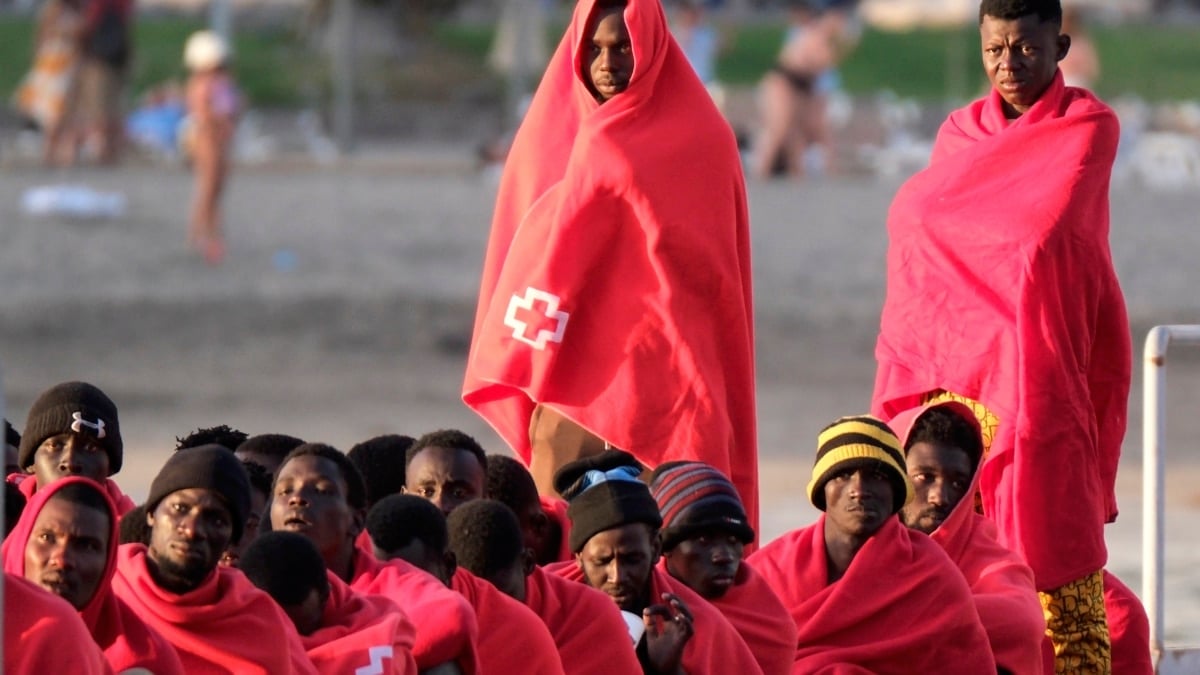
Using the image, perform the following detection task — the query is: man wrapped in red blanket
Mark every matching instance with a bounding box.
[871,1,1129,670]
[462,0,759,531]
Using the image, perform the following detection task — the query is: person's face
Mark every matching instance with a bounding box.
[24,495,111,610]
[147,488,233,592]
[32,433,110,488]
[220,488,267,567]
[403,447,484,516]
[272,455,360,566]
[575,523,658,613]
[282,587,327,637]
[662,528,743,600]
[980,13,1069,118]
[823,465,894,539]
[5,443,19,476]
[585,7,634,103]
[901,442,973,535]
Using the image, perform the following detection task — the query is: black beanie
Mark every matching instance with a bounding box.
[554,450,662,554]
[146,444,251,543]
[19,381,123,473]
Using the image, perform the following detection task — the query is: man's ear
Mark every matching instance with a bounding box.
[145,506,155,528]
[1055,33,1071,62]
[574,551,584,572]
[520,548,536,577]
[349,508,366,538]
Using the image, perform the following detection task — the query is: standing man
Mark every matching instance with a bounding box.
[871,1,1129,671]
[462,0,759,531]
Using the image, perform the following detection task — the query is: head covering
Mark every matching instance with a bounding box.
[184,30,228,71]
[808,415,912,513]
[648,461,754,551]
[146,444,250,543]
[888,400,983,466]
[19,381,123,474]
[554,450,662,553]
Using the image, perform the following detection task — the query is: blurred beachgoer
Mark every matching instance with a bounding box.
[671,0,726,108]
[872,1,1128,671]
[1059,5,1099,88]
[76,0,133,163]
[13,0,86,166]
[184,30,241,265]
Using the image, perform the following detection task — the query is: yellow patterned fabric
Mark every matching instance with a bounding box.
[1040,571,1112,674]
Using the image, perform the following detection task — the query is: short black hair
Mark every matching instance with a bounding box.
[176,425,248,452]
[277,443,367,510]
[5,483,26,536]
[242,460,272,501]
[236,434,306,462]
[347,434,414,507]
[447,499,524,579]
[241,531,330,605]
[406,429,488,474]
[50,481,113,520]
[485,454,539,514]
[366,494,448,554]
[5,419,19,448]
[118,504,150,545]
[906,406,984,472]
[979,0,1062,25]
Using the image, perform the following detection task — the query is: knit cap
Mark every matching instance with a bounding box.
[146,444,250,543]
[554,450,662,554]
[648,461,754,551]
[807,415,913,513]
[19,381,122,474]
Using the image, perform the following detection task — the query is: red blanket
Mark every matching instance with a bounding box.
[304,572,417,675]
[747,516,996,673]
[451,568,565,675]
[4,573,113,675]
[461,0,758,530]
[871,71,1129,590]
[349,550,479,674]
[523,565,641,674]
[1104,571,1152,675]
[4,477,183,674]
[889,404,1045,674]
[10,472,137,515]
[691,560,798,675]
[548,560,763,674]
[112,544,317,674]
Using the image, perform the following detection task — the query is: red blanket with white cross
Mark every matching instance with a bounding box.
[461,0,758,529]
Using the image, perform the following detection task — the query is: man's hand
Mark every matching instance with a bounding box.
[643,592,694,674]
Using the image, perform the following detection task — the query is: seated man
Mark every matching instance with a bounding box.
[547,450,763,675]
[111,444,317,673]
[445,500,566,675]
[649,461,797,675]
[486,454,568,565]
[747,415,996,673]
[241,530,417,675]
[272,442,478,675]
[403,429,488,516]
[890,402,1045,674]
[4,572,111,674]
[482,454,642,674]
[3,476,183,673]
[10,381,136,513]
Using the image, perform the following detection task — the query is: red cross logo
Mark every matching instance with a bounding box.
[504,287,569,350]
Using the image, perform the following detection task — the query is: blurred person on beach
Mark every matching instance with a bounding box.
[871,0,1129,670]
[13,0,87,166]
[76,0,133,163]
[184,30,241,265]
[747,416,997,672]
[890,402,1046,674]
[463,0,759,536]
[670,0,726,109]
[1059,5,1099,88]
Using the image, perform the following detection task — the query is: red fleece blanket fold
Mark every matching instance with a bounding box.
[349,550,479,674]
[548,561,763,674]
[889,404,1045,674]
[451,568,565,675]
[872,71,1129,590]
[11,472,137,515]
[748,516,996,674]
[304,573,418,675]
[698,560,798,675]
[112,544,317,674]
[523,565,642,674]
[1104,571,1153,675]
[4,573,113,674]
[462,0,758,529]
[3,477,183,674]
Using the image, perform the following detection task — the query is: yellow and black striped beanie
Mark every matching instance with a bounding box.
[807,415,913,513]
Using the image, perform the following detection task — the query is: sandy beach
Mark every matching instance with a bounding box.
[2,152,1199,641]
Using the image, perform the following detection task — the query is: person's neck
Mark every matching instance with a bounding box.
[823,523,870,584]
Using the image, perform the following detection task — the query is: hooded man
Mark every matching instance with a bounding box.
[3,476,183,673]
[747,415,996,673]
[4,572,113,674]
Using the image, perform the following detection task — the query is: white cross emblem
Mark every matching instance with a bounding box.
[504,287,569,350]
[70,411,106,438]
